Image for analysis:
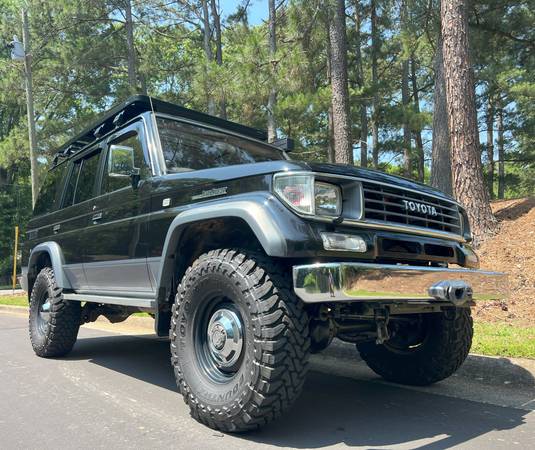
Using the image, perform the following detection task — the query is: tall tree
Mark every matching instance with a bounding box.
[370,0,379,168]
[430,36,452,195]
[200,0,216,115]
[497,107,505,199]
[210,0,226,118]
[485,97,494,198]
[354,0,367,167]
[441,0,497,242]
[267,0,277,142]
[328,0,353,164]
[400,0,411,178]
[411,57,425,182]
[124,0,137,91]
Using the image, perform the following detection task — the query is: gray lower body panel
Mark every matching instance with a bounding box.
[292,262,507,304]
[63,293,156,309]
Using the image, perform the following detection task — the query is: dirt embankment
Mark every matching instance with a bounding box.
[475,198,535,326]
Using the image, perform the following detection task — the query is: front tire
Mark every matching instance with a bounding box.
[170,249,310,432]
[357,309,473,386]
[29,267,81,357]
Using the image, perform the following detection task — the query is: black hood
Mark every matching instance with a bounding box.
[301,161,455,202]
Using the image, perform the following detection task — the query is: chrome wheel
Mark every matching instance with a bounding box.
[196,300,245,382]
[37,295,51,334]
[206,308,244,369]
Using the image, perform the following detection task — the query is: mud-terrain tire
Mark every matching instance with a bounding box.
[170,249,310,432]
[357,309,473,386]
[29,267,81,357]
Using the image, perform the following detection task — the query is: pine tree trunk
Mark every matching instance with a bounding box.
[201,0,216,115]
[486,98,494,198]
[210,0,226,119]
[370,0,379,168]
[354,0,367,167]
[441,0,497,243]
[430,34,452,196]
[401,0,411,178]
[267,0,277,142]
[328,0,353,164]
[124,0,137,91]
[411,57,425,182]
[497,108,505,199]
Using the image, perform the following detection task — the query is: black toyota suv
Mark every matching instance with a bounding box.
[21,95,505,432]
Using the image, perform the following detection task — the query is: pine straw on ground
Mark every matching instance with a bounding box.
[475,197,535,327]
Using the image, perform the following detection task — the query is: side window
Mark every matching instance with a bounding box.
[73,150,101,205]
[61,160,82,208]
[103,130,150,193]
[33,163,68,216]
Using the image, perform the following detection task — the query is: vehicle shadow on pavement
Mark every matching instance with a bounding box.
[66,334,531,450]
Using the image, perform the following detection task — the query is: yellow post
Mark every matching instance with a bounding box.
[12,225,19,292]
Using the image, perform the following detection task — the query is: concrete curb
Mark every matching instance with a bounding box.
[2,303,534,378]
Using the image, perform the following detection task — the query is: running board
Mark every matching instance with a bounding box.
[62,293,156,309]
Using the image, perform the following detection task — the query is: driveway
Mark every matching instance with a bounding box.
[0,312,533,449]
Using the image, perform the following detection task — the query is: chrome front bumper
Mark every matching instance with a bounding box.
[292,262,507,305]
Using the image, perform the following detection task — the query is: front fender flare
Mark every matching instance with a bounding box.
[156,194,288,295]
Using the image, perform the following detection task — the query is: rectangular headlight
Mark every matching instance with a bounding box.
[273,173,342,218]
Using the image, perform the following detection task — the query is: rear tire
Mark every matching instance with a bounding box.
[357,309,473,386]
[29,267,81,357]
[170,249,310,432]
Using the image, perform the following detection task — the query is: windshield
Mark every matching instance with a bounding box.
[157,117,285,173]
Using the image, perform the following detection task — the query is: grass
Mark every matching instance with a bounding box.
[0,294,27,307]
[472,322,535,359]
[0,294,532,358]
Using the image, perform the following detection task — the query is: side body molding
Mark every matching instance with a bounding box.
[155,195,288,298]
[26,241,72,290]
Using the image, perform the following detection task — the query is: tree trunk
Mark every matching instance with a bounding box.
[210,0,226,119]
[326,30,335,163]
[328,0,353,164]
[354,0,367,167]
[430,34,452,196]
[201,0,216,115]
[441,0,497,243]
[411,56,425,182]
[486,98,494,198]
[370,0,379,168]
[267,0,277,142]
[401,0,411,178]
[124,0,137,92]
[497,108,505,199]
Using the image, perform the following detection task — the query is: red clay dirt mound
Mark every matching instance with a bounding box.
[475,197,535,326]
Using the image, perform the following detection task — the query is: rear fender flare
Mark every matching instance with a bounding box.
[27,242,72,290]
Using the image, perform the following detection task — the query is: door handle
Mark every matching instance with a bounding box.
[53,224,61,234]
[92,212,103,222]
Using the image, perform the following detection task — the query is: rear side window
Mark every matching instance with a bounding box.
[62,161,82,207]
[73,150,101,205]
[33,164,68,216]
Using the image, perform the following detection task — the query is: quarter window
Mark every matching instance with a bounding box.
[33,164,68,216]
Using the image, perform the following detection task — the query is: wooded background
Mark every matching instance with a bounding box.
[0,0,533,283]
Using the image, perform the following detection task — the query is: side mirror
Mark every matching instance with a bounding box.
[108,145,140,189]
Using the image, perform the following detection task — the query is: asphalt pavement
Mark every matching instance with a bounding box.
[0,312,534,449]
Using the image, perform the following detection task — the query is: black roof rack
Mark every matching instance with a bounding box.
[54,95,269,162]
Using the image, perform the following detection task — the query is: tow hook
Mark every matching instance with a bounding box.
[429,280,473,306]
[374,308,390,344]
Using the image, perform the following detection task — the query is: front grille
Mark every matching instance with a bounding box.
[362,181,462,235]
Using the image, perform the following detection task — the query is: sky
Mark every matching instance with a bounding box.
[219,0,267,26]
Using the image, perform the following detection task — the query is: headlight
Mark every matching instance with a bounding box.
[273,173,342,217]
